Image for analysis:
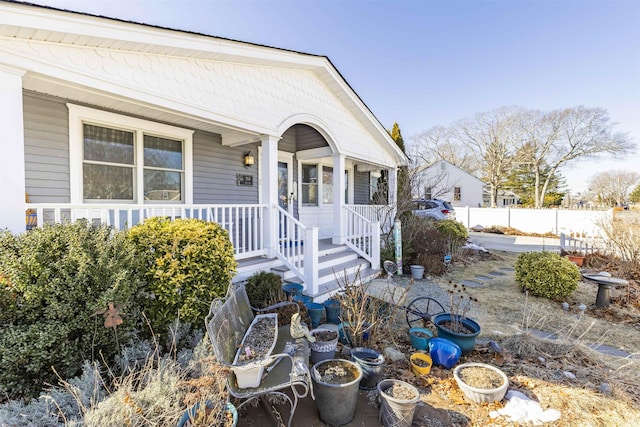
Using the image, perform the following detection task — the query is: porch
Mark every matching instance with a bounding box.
[25,202,394,299]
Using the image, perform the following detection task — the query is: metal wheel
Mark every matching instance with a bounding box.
[405,297,446,328]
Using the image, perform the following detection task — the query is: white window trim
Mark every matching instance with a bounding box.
[298,159,352,208]
[68,104,194,204]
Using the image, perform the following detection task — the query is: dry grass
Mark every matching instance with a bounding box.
[389,250,640,426]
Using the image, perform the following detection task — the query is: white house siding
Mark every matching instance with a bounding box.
[23,92,70,203]
[1,36,399,168]
[415,161,483,207]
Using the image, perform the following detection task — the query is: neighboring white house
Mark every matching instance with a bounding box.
[0,1,407,297]
[412,160,484,207]
[482,188,521,207]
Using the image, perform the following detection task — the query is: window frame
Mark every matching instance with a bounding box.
[454,186,461,201]
[68,104,193,204]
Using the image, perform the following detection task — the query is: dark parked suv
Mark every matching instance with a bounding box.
[412,199,456,221]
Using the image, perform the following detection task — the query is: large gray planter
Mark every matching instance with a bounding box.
[311,359,362,426]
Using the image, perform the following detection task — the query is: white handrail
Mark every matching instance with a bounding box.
[344,206,380,270]
[345,204,395,234]
[25,203,266,259]
[275,206,318,293]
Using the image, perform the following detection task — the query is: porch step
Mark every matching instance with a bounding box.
[313,266,380,302]
[233,256,281,284]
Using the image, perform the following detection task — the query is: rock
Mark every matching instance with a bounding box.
[563,371,576,380]
[562,302,569,311]
[600,382,612,395]
[384,347,405,362]
[578,303,587,312]
[538,356,546,363]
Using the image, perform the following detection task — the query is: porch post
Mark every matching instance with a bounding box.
[388,166,398,207]
[0,65,26,234]
[260,135,280,257]
[332,154,346,245]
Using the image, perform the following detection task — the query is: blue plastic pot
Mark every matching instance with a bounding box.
[409,327,434,350]
[428,337,461,369]
[282,283,303,298]
[323,299,341,324]
[306,302,324,329]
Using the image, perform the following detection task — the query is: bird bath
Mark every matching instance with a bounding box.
[582,272,629,308]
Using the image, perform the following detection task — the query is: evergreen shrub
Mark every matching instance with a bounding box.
[245,271,284,309]
[515,251,581,299]
[0,222,143,399]
[127,218,236,335]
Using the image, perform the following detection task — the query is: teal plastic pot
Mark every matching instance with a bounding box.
[306,302,324,329]
[409,327,433,350]
[293,294,312,305]
[282,283,303,297]
[324,299,341,324]
[433,313,480,355]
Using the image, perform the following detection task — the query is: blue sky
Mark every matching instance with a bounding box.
[28,0,640,192]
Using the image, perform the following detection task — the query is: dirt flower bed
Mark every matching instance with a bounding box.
[369,249,640,426]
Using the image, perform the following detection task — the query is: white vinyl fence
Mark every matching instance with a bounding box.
[454,206,612,237]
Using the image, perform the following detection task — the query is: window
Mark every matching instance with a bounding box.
[454,187,461,201]
[424,186,432,200]
[323,166,333,204]
[69,105,193,204]
[301,164,318,205]
[344,170,349,204]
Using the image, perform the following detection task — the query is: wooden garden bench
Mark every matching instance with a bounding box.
[205,283,313,427]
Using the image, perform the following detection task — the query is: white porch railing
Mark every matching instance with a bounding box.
[345,204,395,234]
[560,232,608,255]
[25,203,266,260]
[276,206,318,294]
[344,206,380,270]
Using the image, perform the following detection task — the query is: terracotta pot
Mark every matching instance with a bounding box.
[566,254,585,267]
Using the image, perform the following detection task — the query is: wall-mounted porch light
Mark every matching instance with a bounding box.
[244,152,255,167]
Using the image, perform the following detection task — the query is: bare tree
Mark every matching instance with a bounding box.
[453,107,523,207]
[589,170,640,206]
[531,106,636,208]
[410,126,479,174]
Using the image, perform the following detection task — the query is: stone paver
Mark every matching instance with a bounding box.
[474,275,493,281]
[461,279,484,288]
[488,270,506,276]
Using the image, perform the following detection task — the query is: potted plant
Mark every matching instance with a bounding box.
[433,282,481,355]
[453,362,509,403]
[231,313,278,388]
[377,379,421,427]
[309,327,339,364]
[311,359,363,426]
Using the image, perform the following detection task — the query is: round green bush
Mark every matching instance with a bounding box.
[245,271,284,308]
[127,218,237,335]
[515,251,581,299]
[433,219,468,242]
[0,221,143,399]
